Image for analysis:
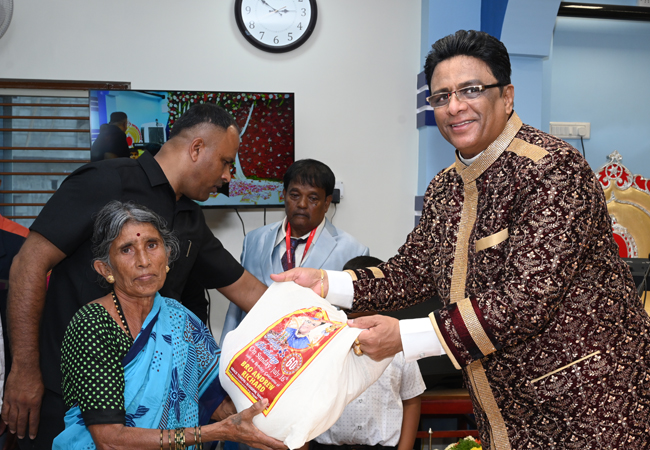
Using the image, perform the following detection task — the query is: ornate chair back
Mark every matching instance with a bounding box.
[597,151,650,259]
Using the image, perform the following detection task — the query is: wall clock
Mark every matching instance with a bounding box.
[235,0,317,53]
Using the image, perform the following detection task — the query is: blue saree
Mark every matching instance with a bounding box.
[53,293,226,449]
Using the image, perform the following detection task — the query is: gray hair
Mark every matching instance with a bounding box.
[91,201,180,281]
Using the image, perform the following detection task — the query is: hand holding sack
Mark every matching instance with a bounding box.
[219,282,392,449]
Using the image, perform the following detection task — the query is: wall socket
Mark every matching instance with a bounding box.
[549,122,590,139]
[638,0,650,7]
[334,181,345,200]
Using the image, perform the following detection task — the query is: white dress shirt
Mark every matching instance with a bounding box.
[314,352,426,446]
[326,270,446,362]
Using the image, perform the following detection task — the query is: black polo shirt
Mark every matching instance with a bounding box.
[31,151,244,394]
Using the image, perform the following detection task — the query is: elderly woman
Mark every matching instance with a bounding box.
[54,201,283,450]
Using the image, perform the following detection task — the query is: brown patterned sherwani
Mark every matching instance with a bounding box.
[347,113,650,449]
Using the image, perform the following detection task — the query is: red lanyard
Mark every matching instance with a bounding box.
[285,223,317,270]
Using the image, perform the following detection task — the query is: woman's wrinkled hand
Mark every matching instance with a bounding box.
[212,396,238,422]
[221,399,287,450]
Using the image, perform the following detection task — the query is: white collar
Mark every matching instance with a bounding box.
[457,150,483,166]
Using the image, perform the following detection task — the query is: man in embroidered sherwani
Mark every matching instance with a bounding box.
[273,30,650,449]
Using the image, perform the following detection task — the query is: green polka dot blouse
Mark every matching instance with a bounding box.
[61,303,132,425]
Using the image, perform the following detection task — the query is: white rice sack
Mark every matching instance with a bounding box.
[219,282,392,449]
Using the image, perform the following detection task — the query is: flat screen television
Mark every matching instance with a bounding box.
[89,90,295,208]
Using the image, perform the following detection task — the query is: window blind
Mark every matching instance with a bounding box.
[0,80,129,227]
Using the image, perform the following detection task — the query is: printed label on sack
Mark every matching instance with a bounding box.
[226,307,345,415]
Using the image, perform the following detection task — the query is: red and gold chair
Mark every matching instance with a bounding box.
[597,150,650,259]
[597,151,650,315]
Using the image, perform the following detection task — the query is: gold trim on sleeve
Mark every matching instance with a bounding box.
[369,267,385,279]
[476,228,509,252]
[429,312,461,370]
[457,297,497,356]
[344,269,358,282]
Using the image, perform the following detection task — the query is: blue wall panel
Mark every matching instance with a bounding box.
[549,17,650,173]
[481,0,508,39]
[418,0,480,194]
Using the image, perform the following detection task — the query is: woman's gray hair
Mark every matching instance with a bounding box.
[91,201,180,278]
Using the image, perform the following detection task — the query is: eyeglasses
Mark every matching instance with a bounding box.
[426,84,504,109]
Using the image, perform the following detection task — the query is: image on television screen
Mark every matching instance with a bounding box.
[89,90,295,208]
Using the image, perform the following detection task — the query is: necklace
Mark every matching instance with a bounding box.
[111,290,134,342]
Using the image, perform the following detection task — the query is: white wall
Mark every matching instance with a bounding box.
[0,0,421,337]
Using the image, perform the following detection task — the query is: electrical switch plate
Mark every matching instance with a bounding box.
[549,122,590,139]
[335,181,345,200]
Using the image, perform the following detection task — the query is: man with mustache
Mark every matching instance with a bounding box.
[274,30,650,449]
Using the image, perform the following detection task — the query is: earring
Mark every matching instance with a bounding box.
[107,275,115,284]
[166,266,170,273]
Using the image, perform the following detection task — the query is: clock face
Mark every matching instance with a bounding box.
[235,0,317,53]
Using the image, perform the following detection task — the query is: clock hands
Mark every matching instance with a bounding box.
[259,0,294,17]
[261,5,294,19]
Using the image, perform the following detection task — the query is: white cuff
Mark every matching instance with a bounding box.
[325,270,354,309]
[399,318,446,362]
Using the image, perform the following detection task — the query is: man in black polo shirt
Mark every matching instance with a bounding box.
[1,104,270,449]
